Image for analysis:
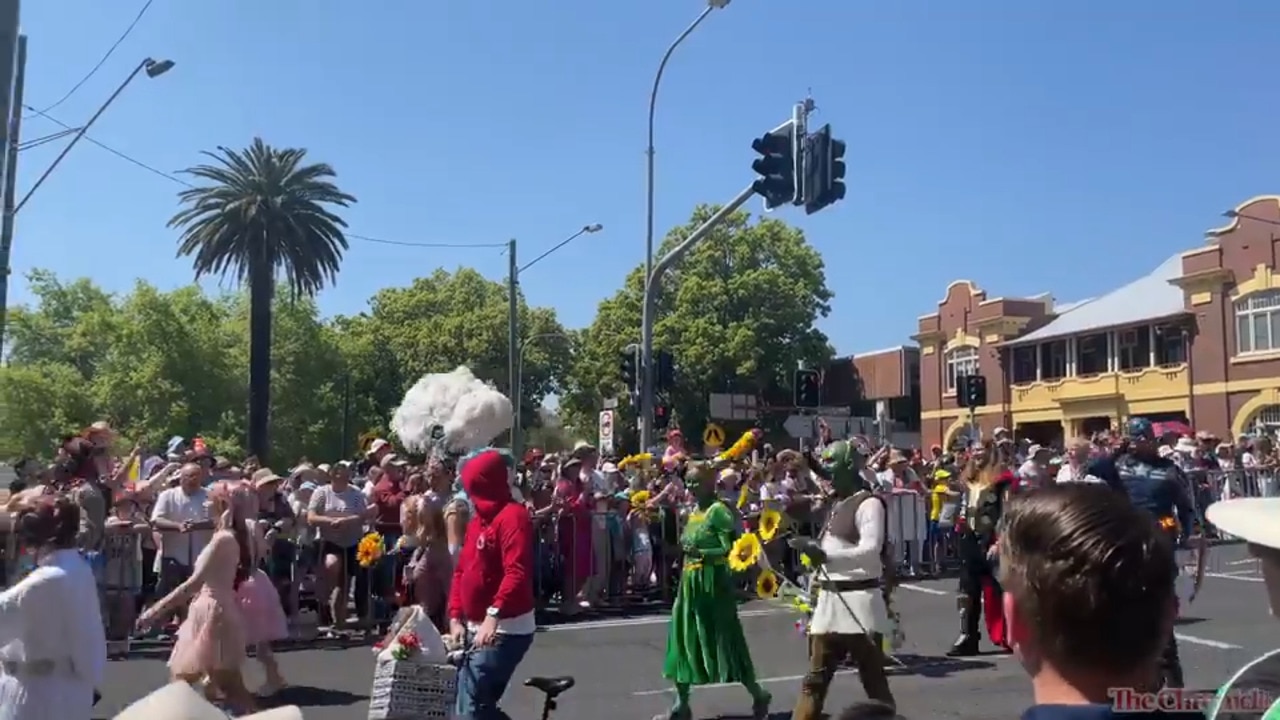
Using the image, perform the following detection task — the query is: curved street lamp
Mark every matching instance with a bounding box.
[17,56,175,213]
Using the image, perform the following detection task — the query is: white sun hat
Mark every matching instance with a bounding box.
[113,681,304,720]
[1206,498,1280,550]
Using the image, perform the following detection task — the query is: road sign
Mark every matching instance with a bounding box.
[703,423,725,448]
[598,410,615,454]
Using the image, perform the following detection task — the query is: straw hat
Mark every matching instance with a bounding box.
[113,681,303,720]
[1206,498,1280,551]
[252,468,285,490]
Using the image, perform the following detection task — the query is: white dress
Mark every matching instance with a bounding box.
[0,548,106,720]
[809,497,889,636]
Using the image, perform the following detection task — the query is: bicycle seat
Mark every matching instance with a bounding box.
[525,676,575,697]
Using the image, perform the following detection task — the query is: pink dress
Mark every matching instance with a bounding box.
[168,530,248,675]
[554,480,593,593]
[236,520,289,644]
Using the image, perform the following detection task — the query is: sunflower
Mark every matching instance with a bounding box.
[757,509,783,542]
[630,489,652,506]
[756,569,780,599]
[728,532,762,572]
[356,532,385,568]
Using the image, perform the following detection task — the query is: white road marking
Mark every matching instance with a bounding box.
[1175,633,1241,650]
[539,608,780,632]
[1204,572,1264,583]
[898,583,949,596]
[1227,559,1257,566]
[632,656,1018,695]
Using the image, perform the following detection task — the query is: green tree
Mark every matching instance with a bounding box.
[169,138,356,463]
[334,268,573,443]
[559,206,834,449]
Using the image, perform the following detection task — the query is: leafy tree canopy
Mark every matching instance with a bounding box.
[558,206,834,449]
[0,267,571,462]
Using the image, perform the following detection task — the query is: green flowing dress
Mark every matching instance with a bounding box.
[662,500,760,685]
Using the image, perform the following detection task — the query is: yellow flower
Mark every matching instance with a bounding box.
[756,570,780,599]
[757,509,783,542]
[356,532,385,568]
[791,597,812,614]
[800,552,813,569]
[728,532,762,572]
[630,490,652,506]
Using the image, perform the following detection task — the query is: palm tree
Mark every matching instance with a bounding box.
[169,138,356,462]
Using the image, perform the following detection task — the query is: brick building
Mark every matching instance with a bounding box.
[912,195,1280,450]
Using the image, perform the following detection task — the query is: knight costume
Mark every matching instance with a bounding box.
[948,459,1013,657]
[792,441,896,720]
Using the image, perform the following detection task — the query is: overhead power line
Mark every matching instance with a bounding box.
[22,105,501,249]
[25,0,156,119]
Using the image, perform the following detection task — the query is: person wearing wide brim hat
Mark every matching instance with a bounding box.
[1204,497,1280,717]
[251,468,285,491]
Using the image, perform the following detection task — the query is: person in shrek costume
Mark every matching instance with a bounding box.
[656,461,771,720]
[793,439,897,719]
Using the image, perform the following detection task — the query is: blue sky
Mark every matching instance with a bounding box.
[11,1,1280,357]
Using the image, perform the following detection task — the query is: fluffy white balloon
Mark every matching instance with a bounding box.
[391,367,513,453]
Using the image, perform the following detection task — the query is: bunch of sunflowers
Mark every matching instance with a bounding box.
[356,531,386,568]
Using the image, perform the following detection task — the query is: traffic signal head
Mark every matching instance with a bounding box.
[618,347,638,393]
[965,374,987,409]
[803,124,847,215]
[654,403,670,430]
[654,350,675,393]
[751,124,799,211]
[793,368,821,408]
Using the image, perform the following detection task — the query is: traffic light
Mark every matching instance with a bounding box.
[751,124,799,211]
[959,374,987,409]
[619,347,638,393]
[803,123,847,215]
[654,403,670,431]
[654,350,675,393]
[793,368,821,408]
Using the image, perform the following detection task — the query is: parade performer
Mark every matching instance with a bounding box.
[1092,417,1203,689]
[792,440,896,719]
[948,446,1013,657]
[390,366,534,720]
[138,480,256,715]
[657,461,771,720]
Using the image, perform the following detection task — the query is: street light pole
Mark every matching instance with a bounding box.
[514,331,570,458]
[507,224,603,455]
[0,33,24,359]
[642,0,730,448]
[16,57,174,214]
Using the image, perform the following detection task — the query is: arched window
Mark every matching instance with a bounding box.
[1234,291,1280,355]
[945,346,980,394]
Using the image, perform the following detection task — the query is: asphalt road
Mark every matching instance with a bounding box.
[97,543,1279,720]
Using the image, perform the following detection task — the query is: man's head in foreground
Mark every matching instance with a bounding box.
[999,483,1176,700]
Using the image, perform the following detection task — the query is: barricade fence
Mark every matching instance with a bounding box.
[0,466,1271,650]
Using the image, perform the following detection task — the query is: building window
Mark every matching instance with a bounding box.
[1077,333,1109,376]
[945,346,980,394]
[1011,346,1037,384]
[1235,291,1280,355]
[1040,340,1068,381]
[1155,326,1187,365]
[1118,327,1151,371]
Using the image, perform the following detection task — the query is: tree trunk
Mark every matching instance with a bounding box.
[247,252,274,463]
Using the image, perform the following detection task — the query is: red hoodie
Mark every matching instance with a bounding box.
[446,450,535,624]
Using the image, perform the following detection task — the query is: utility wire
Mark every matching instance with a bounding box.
[22,104,506,250]
[24,0,155,119]
[18,127,81,151]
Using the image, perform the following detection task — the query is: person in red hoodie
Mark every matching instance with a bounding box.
[446,448,536,720]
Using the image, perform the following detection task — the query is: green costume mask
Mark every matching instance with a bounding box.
[820,440,863,497]
[685,462,718,509]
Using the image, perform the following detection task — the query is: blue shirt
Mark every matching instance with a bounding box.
[1113,454,1194,540]
[1023,704,1203,720]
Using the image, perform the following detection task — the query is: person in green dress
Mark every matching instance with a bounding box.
[656,461,771,720]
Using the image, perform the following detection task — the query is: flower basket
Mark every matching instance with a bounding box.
[368,636,457,720]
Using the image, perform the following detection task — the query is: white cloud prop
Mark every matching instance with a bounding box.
[391,366,513,453]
